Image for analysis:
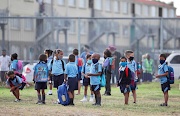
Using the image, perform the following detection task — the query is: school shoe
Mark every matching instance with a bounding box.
[69,98,74,106]
[47,92,53,95]
[14,99,20,102]
[36,101,42,105]
[103,93,111,96]
[41,101,46,104]
[160,103,167,106]
[80,98,88,102]
[54,99,60,104]
[89,97,94,102]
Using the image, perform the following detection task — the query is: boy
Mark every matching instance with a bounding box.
[80,54,94,102]
[7,71,22,102]
[64,54,78,105]
[124,50,138,104]
[87,53,102,106]
[73,49,83,95]
[33,54,49,104]
[156,54,170,106]
[10,53,18,72]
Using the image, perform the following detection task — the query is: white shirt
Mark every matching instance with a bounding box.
[0,55,11,71]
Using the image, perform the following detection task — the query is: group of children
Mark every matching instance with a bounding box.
[6,48,171,106]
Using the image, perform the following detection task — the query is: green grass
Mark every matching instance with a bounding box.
[0,81,180,116]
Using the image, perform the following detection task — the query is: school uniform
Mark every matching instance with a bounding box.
[90,62,102,91]
[118,66,132,93]
[7,76,24,90]
[127,60,138,90]
[10,60,18,71]
[65,62,78,91]
[81,63,91,86]
[158,62,170,92]
[75,56,83,81]
[48,58,66,88]
[47,56,53,82]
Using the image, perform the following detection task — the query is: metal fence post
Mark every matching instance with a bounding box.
[78,18,81,55]
[160,18,164,53]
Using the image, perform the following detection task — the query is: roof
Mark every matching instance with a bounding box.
[133,0,175,8]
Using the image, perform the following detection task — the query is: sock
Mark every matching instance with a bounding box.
[84,95,87,99]
[38,95,41,101]
[49,90,52,93]
[91,94,93,98]
[70,98,73,105]
[95,96,97,104]
[42,95,45,102]
[98,97,101,105]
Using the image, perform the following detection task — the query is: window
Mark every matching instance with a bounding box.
[57,0,65,5]
[80,22,86,34]
[11,17,20,29]
[24,19,33,31]
[123,2,128,14]
[68,0,76,7]
[163,8,168,17]
[144,5,149,16]
[136,4,141,15]
[106,0,111,11]
[45,0,51,3]
[170,9,175,17]
[151,6,156,17]
[114,1,119,12]
[123,26,128,37]
[170,55,180,64]
[69,21,76,33]
[95,0,102,10]
[79,0,85,8]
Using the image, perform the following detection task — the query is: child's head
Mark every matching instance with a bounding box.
[103,49,112,59]
[159,54,166,64]
[11,53,18,61]
[120,56,127,67]
[124,50,134,61]
[56,49,63,60]
[69,54,75,62]
[39,54,47,62]
[73,49,79,56]
[86,54,92,64]
[84,45,90,53]
[44,49,53,57]
[92,53,100,64]
[7,71,15,79]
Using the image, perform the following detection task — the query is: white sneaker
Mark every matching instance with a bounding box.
[89,97,94,102]
[14,99,20,102]
[80,98,88,102]
[47,92,53,95]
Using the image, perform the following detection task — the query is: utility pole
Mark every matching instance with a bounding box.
[51,0,54,46]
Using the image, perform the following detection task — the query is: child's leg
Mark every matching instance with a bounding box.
[164,91,168,105]
[42,89,45,103]
[84,86,88,97]
[132,90,136,103]
[95,90,101,105]
[13,88,20,100]
[77,80,81,95]
[68,91,74,105]
[124,92,130,105]
[90,88,94,98]
[37,89,41,101]
[72,91,74,99]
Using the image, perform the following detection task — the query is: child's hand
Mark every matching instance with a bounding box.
[87,73,92,76]
[64,79,67,84]
[126,85,129,88]
[10,87,15,92]
[85,75,90,78]
[135,76,138,80]
[155,75,160,78]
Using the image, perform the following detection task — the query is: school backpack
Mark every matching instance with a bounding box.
[57,83,70,106]
[17,60,23,72]
[34,62,48,82]
[76,57,83,73]
[8,76,26,90]
[163,66,174,84]
[118,67,129,85]
[95,63,106,87]
[106,57,115,74]
[51,59,65,71]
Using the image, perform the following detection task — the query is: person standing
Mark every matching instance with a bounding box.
[80,45,94,64]
[108,46,121,83]
[0,50,11,82]
[142,54,154,82]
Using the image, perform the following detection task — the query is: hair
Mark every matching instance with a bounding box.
[2,49,6,52]
[45,49,53,57]
[11,53,18,59]
[69,54,75,62]
[73,49,79,55]
[84,45,90,50]
[124,50,134,56]
[86,54,91,59]
[7,71,15,76]
[39,54,47,61]
[160,53,166,59]
[56,49,63,54]
[104,49,112,57]
[120,56,127,61]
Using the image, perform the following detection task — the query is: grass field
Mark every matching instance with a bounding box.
[0,81,180,116]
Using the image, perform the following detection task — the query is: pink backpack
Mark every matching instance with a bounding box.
[17,60,23,71]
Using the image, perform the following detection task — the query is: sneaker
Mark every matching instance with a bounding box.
[53,99,60,104]
[14,99,20,102]
[89,97,94,102]
[80,98,88,102]
[92,103,97,105]
[42,101,46,104]
[103,93,111,96]
[36,101,42,105]
[47,92,53,95]
[160,103,167,106]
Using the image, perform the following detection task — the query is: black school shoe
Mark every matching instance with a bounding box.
[160,103,167,106]
[36,101,42,105]
[103,93,111,96]
[69,98,75,106]
[42,101,46,104]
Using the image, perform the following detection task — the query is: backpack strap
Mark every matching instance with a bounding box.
[83,64,85,74]
[95,63,99,72]
[162,65,169,79]
[61,60,65,71]
[125,67,128,77]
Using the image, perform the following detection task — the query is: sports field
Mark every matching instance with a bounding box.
[0,81,180,116]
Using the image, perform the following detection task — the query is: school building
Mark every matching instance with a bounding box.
[0,0,179,60]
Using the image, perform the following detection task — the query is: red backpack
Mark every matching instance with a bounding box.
[76,57,83,73]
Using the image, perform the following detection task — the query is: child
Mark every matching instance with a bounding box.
[155,54,170,106]
[33,54,49,104]
[87,53,102,106]
[73,49,83,95]
[117,57,132,105]
[80,54,94,102]
[7,71,23,102]
[64,54,78,105]
[103,49,113,96]
[124,50,138,104]
[44,49,53,95]
[10,53,18,72]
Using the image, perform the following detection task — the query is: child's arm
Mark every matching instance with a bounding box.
[64,74,67,83]
[87,72,101,76]
[102,59,109,68]
[10,83,22,92]
[33,71,35,82]
[156,71,168,78]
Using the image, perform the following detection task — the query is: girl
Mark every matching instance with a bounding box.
[10,53,18,72]
[118,57,132,105]
[80,54,94,102]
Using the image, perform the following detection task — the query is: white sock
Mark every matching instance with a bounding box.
[49,90,52,93]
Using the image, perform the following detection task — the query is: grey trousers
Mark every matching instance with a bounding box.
[105,72,111,94]
[0,71,7,82]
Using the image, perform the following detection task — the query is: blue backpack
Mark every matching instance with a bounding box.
[95,63,106,87]
[57,83,70,106]
[163,65,174,84]
[34,62,48,82]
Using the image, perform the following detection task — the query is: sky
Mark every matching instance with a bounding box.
[160,0,180,15]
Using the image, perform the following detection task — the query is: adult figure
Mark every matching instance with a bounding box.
[142,54,154,82]
[108,46,121,83]
[0,50,11,82]
[80,45,94,64]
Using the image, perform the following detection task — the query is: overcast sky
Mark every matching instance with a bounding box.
[160,0,180,15]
